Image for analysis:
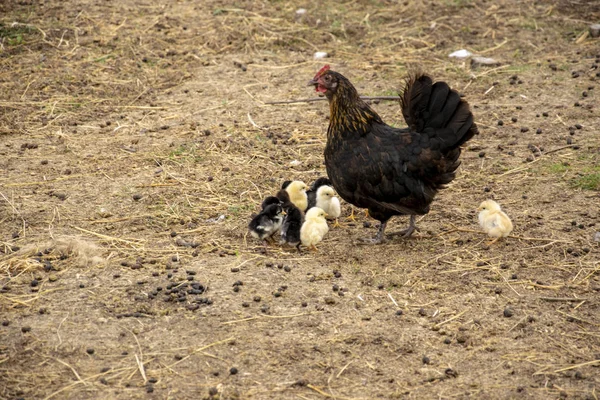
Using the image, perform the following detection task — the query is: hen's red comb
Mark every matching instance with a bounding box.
[313,64,330,79]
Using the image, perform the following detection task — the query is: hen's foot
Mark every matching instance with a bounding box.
[358,221,387,244]
[388,215,419,238]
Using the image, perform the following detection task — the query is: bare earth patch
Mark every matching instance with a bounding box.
[1,0,599,399]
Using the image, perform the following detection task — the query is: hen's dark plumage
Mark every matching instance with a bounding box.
[306,177,332,210]
[309,66,478,243]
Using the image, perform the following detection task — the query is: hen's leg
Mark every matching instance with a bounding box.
[389,215,419,238]
[359,221,387,244]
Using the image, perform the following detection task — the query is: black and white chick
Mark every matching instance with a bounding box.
[306,177,332,209]
[280,203,303,250]
[248,203,284,242]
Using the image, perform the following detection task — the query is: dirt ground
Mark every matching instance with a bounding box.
[1,0,600,398]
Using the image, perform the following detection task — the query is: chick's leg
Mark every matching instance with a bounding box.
[485,237,500,246]
[332,218,341,228]
[346,206,357,222]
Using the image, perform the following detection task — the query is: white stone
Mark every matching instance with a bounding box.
[449,49,473,59]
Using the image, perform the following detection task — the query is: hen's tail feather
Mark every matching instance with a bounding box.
[401,73,478,151]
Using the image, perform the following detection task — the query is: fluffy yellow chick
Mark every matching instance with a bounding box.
[477,200,513,244]
[316,185,341,227]
[285,180,308,212]
[300,207,329,250]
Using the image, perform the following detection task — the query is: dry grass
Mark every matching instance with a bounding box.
[1,0,600,398]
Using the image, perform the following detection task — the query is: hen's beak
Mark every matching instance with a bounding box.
[307,78,318,86]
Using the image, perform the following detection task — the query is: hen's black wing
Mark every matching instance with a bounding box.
[324,73,477,223]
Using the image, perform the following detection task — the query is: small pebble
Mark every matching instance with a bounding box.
[497,120,504,126]
[444,338,451,344]
[575,123,582,129]
[422,356,430,364]
[1,321,9,327]
[242,302,249,308]
[209,387,219,396]
[478,151,485,158]
[253,295,261,302]
[520,127,529,133]
[301,301,308,307]
[284,265,291,272]
[231,267,240,273]
[230,367,238,375]
[542,112,548,117]
[395,310,403,316]
[21,326,31,333]
[504,308,514,318]
[86,348,95,355]
[536,128,542,134]
[79,283,85,289]
[511,117,517,123]
[132,194,142,201]
[31,279,39,287]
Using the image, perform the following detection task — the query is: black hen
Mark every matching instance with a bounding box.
[308,65,478,243]
[306,177,332,209]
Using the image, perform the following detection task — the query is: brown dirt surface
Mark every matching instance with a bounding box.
[1,0,600,399]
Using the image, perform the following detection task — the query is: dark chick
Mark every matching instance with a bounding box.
[309,65,478,243]
[307,177,332,209]
[248,204,284,241]
[261,196,281,210]
[280,203,303,249]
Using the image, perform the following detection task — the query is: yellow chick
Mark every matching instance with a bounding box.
[300,207,329,250]
[477,200,513,244]
[316,185,341,227]
[285,180,308,212]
